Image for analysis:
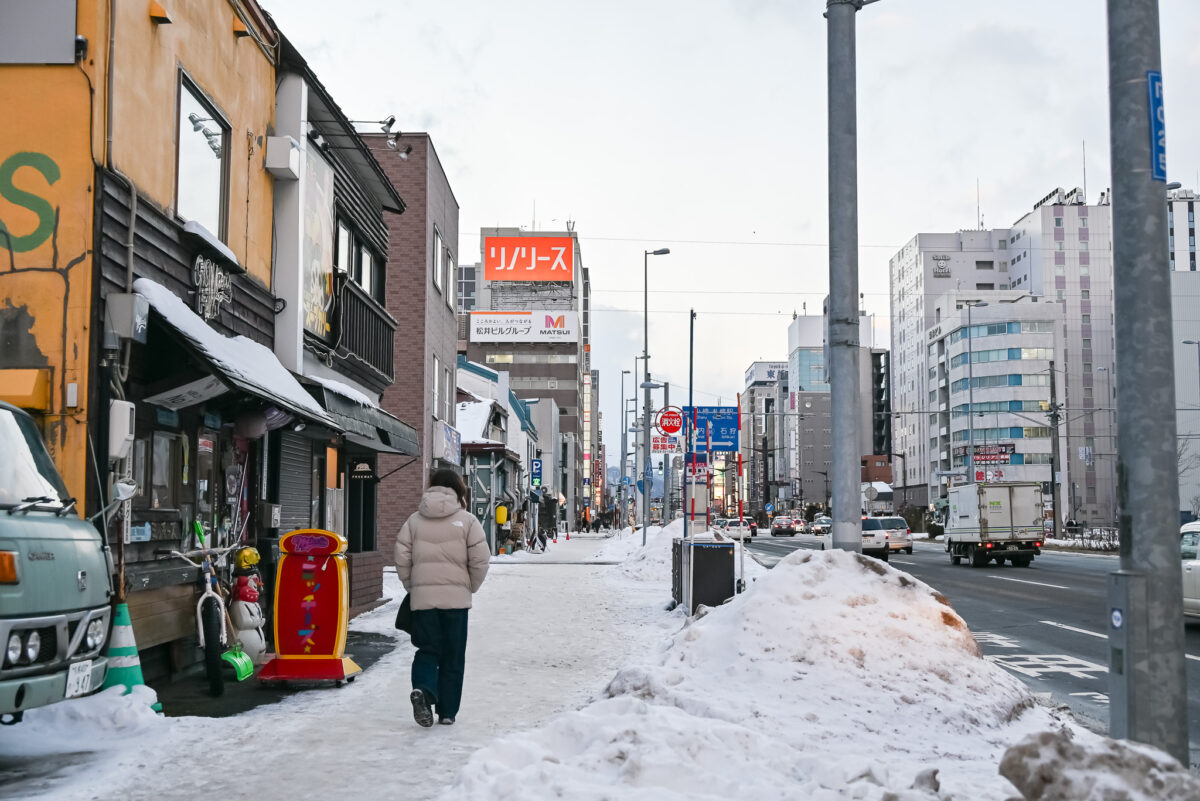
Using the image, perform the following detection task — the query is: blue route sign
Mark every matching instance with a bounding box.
[682,406,740,452]
[1147,70,1166,182]
[621,475,632,486]
[531,458,543,487]
[765,503,774,513]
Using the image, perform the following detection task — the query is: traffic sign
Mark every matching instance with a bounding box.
[531,458,542,487]
[764,503,774,513]
[655,406,684,436]
[682,406,740,452]
[621,476,632,486]
[1147,70,1167,181]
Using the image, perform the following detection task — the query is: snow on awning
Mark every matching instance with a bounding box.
[133,278,335,427]
[304,375,418,456]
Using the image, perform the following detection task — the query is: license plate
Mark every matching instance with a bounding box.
[1006,544,1020,551]
[65,659,92,698]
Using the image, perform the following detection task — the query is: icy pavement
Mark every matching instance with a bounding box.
[2,522,1196,801]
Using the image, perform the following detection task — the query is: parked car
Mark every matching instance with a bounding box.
[1,401,127,724]
[811,516,832,536]
[863,516,913,554]
[860,517,890,561]
[724,518,754,539]
[771,516,797,537]
[711,518,728,533]
[1181,524,1200,619]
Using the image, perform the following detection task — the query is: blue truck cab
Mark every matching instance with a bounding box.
[0,401,114,724]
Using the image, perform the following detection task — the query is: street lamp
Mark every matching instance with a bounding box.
[643,247,670,545]
[620,369,631,529]
[962,301,988,483]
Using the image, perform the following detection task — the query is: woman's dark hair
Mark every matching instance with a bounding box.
[430,468,468,508]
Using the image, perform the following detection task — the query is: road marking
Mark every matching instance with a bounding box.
[986,653,1108,679]
[1038,620,1200,662]
[1040,620,1105,639]
[891,559,917,565]
[989,576,1069,590]
[973,631,1022,649]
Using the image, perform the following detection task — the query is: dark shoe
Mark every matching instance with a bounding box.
[410,690,434,728]
[438,717,455,725]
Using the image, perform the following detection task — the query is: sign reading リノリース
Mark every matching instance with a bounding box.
[484,236,574,281]
[469,310,579,343]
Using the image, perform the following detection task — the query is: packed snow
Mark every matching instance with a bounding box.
[2,522,1194,800]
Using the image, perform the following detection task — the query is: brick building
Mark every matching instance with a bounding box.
[367,133,462,559]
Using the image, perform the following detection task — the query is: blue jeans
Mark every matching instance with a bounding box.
[410,608,469,720]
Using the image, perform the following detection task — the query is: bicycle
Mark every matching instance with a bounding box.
[157,528,244,697]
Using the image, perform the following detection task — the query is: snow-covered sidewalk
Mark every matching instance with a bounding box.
[0,534,674,801]
[3,523,1196,800]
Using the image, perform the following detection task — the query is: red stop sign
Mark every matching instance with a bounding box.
[656,408,683,435]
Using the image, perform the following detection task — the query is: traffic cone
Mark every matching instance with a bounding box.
[101,603,161,711]
[566,532,570,541]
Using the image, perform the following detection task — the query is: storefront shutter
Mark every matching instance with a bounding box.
[277,431,312,533]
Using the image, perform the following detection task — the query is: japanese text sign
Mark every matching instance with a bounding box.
[470,310,579,343]
[683,406,740,452]
[484,236,574,281]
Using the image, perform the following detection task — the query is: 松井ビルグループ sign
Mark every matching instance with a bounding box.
[470,310,579,343]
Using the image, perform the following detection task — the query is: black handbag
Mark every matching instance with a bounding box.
[394,593,413,633]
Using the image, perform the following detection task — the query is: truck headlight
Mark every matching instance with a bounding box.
[5,634,20,665]
[86,619,105,650]
[24,631,40,662]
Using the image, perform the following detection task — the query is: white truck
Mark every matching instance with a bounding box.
[944,482,1045,568]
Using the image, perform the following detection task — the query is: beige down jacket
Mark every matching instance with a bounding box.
[394,487,490,610]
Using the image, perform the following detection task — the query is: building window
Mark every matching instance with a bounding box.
[444,250,456,310]
[1083,338,1092,349]
[1055,217,1063,227]
[1082,313,1091,324]
[444,366,453,421]
[432,354,440,418]
[976,260,994,270]
[433,227,444,292]
[335,220,384,302]
[976,282,994,290]
[176,77,228,240]
[1080,264,1090,275]
[998,239,1007,249]
[1081,289,1090,300]
[1079,241,1088,251]
[1083,362,1092,373]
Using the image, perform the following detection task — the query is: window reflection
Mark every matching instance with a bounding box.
[177,81,227,239]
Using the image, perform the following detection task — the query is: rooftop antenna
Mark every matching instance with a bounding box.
[1082,140,1088,203]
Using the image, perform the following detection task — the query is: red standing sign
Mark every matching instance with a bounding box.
[655,407,684,436]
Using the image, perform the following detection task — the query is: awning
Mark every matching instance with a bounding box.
[134,278,337,428]
[309,380,419,456]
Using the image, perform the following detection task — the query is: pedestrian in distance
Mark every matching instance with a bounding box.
[394,469,490,727]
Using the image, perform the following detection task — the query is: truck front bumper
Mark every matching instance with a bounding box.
[1,657,108,717]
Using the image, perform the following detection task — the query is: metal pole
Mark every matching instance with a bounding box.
[685,310,694,540]
[1105,0,1187,762]
[826,0,863,553]
[643,251,652,545]
[664,382,671,522]
[620,370,629,530]
[1049,361,1064,543]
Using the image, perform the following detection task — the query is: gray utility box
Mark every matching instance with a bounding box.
[672,537,735,614]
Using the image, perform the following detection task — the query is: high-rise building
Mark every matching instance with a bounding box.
[741,361,789,513]
[462,227,590,522]
[1168,187,1198,272]
[889,187,1116,524]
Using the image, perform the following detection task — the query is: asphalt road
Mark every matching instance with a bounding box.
[745,534,1200,767]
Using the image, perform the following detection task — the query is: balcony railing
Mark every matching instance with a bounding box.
[334,273,396,385]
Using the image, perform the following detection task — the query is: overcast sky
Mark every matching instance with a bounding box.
[264,0,1200,469]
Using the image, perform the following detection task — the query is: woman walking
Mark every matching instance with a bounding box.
[395,469,490,727]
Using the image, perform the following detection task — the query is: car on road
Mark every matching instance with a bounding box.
[860,517,890,561]
[1182,525,1200,619]
[723,518,754,539]
[811,516,832,536]
[771,516,797,537]
[862,516,912,554]
[711,518,728,533]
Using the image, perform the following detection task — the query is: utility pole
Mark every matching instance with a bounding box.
[663,382,671,521]
[1105,0,1188,762]
[826,0,866,553]
[761,434,770,514]
[1048,361,1064,543]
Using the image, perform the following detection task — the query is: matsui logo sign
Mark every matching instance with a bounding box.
[470,310,580,343]
[484,236,574,281]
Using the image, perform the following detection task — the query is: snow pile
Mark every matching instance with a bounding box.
[999,728,1200,800]
[0,685,167,758]
[439,549,1076,800]
[308,374,378,407]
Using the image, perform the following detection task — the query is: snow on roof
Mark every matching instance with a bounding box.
[133,278,330,422]
[308,374,377,408]
[183,220,239,267]
[457,399,500,445]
